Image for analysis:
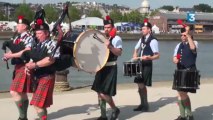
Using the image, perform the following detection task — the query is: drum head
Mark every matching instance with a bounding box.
[73,30,109,73]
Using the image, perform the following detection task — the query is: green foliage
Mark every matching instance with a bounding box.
[88,9,102,18]
[109,8,123,22]
[160,5,174,11]
[44,4,59,23]
[0,11,7,20]
[14,4,34,22]
[127,10,145,23]
[68,6,81,22]
[193,4,213,12]
[122,13,128,22]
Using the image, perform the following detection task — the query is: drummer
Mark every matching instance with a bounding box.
[131,19,159,112]
[173,26,198,120]
[91,15,122,120]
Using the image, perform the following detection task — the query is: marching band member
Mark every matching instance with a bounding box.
[24,19,60,120]
[2,16,33,120]
[173,26,198,120]
[132,19,160,112]
[91,15,122,120]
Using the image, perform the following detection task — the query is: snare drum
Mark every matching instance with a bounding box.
[123,61,142,76]
[73,30,109,73]
[172,69,200,90]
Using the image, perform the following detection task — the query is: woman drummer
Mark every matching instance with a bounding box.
[173,26,198,120]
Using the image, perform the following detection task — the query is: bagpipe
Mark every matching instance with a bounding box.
[2,30,26,69]
[50,2,76,71]
[22,2,75,71]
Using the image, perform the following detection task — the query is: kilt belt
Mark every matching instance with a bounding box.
[105,61,116,66]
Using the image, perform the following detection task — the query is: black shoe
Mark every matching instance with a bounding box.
[133,105,149,112]
[175,116,186,120]
[186,116,194,120]
[97,116,108,120]
[110,108,120,120]
[18,117,28,120]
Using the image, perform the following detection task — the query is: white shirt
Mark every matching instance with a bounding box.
[13,31,34,48]
[40,39,60,58]
[135,35,159,55]
[112,35,122,49]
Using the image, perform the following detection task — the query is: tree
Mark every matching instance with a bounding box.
[0,11,7,20]
[122,13,128,22]
[160,5,174,11]
[127,10,145,23]
[88,9,102,18]
[109,8,123,22]
[68,6,81,22]
[193,4,213,12]
[14,4,34,22]
[150,9,159,17]
[44,4,58,23]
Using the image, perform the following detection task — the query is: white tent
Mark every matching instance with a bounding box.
[152,24,160,34]
[114,22,128,27]
[71,17,103,26]
[0,21,17,31]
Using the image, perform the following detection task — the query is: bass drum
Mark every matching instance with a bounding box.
[73,29,109,73]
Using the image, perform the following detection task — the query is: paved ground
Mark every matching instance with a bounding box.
[0,80,213,120]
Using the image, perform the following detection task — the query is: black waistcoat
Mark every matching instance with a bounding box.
[30,40,56,77]
[177,42,197,69]
[137,35,157,65]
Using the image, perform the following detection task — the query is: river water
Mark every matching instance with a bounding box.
[0,40,213,91]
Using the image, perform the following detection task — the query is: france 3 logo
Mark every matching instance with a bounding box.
[187,12,195,23]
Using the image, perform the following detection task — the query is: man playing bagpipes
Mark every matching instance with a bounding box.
[23,19,61,120]
[21,3,72,119]
[2,16,34,120]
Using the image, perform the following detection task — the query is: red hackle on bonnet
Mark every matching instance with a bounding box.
[144,18,148,23]
[18,15,24,20]
[36,19,43,25]
[106,15,111,20]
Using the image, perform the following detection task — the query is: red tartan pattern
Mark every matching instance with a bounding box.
[30,75,55,108]
[10,64,32,93]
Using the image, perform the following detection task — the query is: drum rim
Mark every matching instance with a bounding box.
[73,29,110,73]
[174,69,200,72]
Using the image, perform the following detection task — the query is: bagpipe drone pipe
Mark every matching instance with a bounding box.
[51,2,83,71]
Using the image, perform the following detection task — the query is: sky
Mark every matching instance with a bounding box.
[0,0,213,9]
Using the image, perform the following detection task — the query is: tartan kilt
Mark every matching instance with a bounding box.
[30,74,55,108]
[91,65,117,96]
[134,63,153,86]
[10,64,32,93]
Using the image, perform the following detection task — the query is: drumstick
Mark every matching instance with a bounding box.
[132,55,151,61]
[109,28,116,40]
[177,19,187,28]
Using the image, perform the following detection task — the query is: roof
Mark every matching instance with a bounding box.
[71,17,104,26]
[160,12,213,21]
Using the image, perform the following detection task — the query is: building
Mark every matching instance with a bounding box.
[149,11,213,33]
[136,0,150,14]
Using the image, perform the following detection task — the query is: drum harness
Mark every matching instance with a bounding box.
[136,38,146,76]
